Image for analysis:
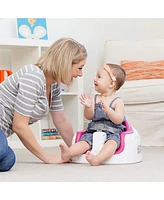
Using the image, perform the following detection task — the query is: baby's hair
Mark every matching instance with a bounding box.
[106,63,126,90]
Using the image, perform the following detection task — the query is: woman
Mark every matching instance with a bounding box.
[0,37,87,171]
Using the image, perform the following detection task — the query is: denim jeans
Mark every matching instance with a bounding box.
[0,129,16,172]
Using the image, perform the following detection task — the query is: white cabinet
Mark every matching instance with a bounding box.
[0,39,84,148]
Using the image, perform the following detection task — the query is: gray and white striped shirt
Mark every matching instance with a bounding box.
[0,64,64,137]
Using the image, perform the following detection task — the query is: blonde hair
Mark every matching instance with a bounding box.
[105,63,126,90]
[35,38,87,85]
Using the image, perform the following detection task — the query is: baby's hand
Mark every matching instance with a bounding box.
[80,94,92,108]
[100,100,110,114]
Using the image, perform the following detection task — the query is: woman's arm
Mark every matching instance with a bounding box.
[12,111,61,164]
[50,110,74,147]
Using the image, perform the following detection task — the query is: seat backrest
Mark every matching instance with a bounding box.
[75,130,86,143]
[114,120,133,154]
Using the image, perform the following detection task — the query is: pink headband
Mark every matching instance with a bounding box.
[103,64,116,82]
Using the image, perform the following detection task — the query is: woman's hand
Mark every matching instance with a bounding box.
[80,94,92,108]
[46,153,66,164]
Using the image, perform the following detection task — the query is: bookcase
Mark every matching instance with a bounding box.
[0,39,84,148]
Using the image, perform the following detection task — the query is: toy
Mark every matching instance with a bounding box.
[0,70,13,83]
[60,83,68,92]
[71,120,142,164]
[41,128,62,140]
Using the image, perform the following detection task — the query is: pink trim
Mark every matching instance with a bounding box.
[75,130,86,143]
[75,120,133,155]
[114,120,133,154]
[75,130,90,154]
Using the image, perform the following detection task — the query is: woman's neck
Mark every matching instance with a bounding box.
[44,72,55,86]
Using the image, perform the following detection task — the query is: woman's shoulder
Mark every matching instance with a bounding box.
[20,64,45,81]
[23,64,44,75]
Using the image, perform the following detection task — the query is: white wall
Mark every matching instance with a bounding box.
[1,18,164,94]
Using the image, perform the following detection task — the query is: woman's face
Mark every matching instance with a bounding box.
[71,59,86,79]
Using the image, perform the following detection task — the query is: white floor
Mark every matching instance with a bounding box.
[0,146,164,182]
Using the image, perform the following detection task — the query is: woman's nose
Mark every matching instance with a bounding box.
[78,71,83,77]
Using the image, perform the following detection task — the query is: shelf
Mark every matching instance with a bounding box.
[61,92,78,96]
[0,38,54,48]
[39,139,63,147]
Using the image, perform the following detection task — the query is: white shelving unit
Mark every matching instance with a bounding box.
[0,39,84,148]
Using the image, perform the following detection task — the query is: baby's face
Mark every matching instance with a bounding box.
[94,67,112,92]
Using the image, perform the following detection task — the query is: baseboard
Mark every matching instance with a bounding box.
[8,139,63,149]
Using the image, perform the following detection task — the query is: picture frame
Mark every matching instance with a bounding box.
[16,18,48,40]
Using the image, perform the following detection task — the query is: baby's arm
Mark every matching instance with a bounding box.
[101,98,125,124]
[80,94,94,120]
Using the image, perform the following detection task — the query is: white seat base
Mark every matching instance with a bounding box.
[72,127,142,164]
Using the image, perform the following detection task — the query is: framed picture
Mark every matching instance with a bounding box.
[17,18,48,40]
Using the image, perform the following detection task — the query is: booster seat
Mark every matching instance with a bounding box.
[71,120,142,164]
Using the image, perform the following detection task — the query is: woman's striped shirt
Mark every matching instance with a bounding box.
[0,64,64,137]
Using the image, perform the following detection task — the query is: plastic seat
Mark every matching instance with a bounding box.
[71,120,142,164]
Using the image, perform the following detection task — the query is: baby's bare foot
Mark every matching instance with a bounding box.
[85,151,100,166]
[59,143,71,162]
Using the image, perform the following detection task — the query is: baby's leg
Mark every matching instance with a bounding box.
[60,141,90,163]
[86,139,117,166]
